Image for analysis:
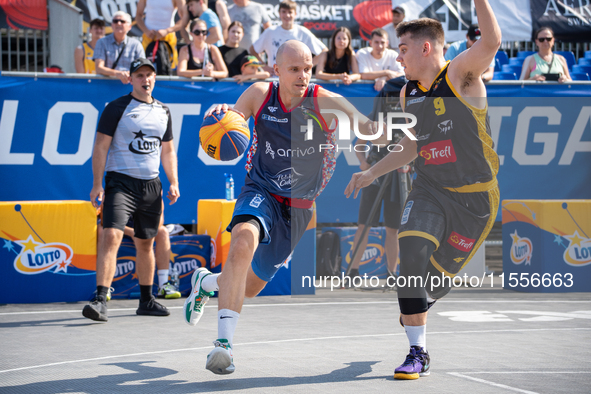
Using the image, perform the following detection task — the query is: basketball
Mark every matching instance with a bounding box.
[199,110,250,161]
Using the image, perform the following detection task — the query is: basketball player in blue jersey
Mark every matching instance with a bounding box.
[184,40,383,375]
[346,0,501,380]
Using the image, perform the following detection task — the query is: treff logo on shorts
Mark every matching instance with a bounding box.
[419,140,456,165]
[447,231,475,252]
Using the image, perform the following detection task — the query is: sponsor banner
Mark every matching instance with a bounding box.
[0,0,47,30]
[0,200,97,303]
[502,199,591,292]
[530,0,591,42]
[0,77,590,225]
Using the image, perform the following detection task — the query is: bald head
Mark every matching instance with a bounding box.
[276,40,312,66]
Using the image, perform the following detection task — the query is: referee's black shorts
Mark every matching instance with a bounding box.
[102,171,162,239]
[358,174,402,229]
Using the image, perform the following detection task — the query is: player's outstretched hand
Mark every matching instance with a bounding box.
[168,184,180,205]
[204,104,229,117]
[345,170,376,199]
[90,185,104,209]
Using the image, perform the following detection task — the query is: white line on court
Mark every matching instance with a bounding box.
[448,372,539,394]
[1,327,589,374]
[466,371,590,374]
[1,299,590,316]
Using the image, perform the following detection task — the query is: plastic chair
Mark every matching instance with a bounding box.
[493,71,517,80]
[554,51,575,70]
[573,64,591,74]
[585,51,591,60]
[578,58,591,66]
[509,57,524,66]
[502,64,523,76]
[517,50,535,59]
[495,51,509,67]
[570,72,590,81]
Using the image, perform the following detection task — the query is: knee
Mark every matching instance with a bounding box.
[157,225,169,241]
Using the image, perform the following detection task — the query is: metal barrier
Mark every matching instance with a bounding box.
[0,29,49,72]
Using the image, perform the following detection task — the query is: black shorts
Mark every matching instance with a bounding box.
[102,172,162,239]
[398,180,499,276]
[358,174,402,229]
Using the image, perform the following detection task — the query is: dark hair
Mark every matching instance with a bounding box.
[327,27,354,71]
[534,26,554,40]
[396,18,445,47]
[190,18,207,32]
[279,0,297,12]
[228,21,244,32]
[371,28,387,39]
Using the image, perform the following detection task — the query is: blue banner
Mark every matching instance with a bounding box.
[0,76,590,224]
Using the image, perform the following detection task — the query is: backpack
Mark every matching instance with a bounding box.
[145,40,174,76]
[315,231,342,279]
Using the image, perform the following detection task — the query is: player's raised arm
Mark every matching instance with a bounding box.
[448,0,501,87]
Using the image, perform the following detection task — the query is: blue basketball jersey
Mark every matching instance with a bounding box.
[245,82,336,200]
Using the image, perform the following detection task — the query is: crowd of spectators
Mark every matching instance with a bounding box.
[73,1,583,86]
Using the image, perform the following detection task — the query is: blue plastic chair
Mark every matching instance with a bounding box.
[495,50,509,66]
[573,64,591,74]
[517,50,535,59]
[554,51,575,70]
[585,51,591,60]
[509,57,524,66]
[502,64,523,76]
[578,58,591,66]
[571,72,590,81]
[493,71,517,80]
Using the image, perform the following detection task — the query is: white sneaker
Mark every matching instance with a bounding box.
[183,268,214,326]
[206,339,235,375]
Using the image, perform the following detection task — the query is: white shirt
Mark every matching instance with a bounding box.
[381,24,400,50]
[253,24,327,67]
[356,47,403,73]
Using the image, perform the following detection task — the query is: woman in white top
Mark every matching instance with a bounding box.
[177,19,228,79]
[520,27,571,83]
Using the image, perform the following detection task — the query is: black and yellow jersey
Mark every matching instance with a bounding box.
[404,62,499,192]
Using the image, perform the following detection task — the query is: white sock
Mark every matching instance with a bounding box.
[218,309,240,345]
[157,269,169,288]
[404,324,427,349]
[201,273,220,292]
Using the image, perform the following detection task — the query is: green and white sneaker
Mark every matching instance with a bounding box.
[206,339,235,375]
[157,282,181,299]
[183,267,214,326]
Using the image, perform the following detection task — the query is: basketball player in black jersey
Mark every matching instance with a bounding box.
[346,0,501,380]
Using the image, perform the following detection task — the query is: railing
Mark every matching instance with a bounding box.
[0,29,49,72]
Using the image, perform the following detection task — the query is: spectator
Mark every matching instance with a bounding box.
[382,5,405,50]
[135,0,186,70]
[94,11,145,84]
[184,0,224,46]
[251,0,327,73]
[228,0,271,51]
[210,0,232,41]
[75,17,106,74]
[220,21,250,77]
[315,27,360,85]
[233,55,270,83]
[445,24,494,82]
[357,28,404,91]
[177,19,229,78]
[520,27,572,83]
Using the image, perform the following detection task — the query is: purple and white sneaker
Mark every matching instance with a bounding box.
[394,346,430,380]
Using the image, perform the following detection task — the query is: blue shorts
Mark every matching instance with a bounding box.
[227,182,313,282]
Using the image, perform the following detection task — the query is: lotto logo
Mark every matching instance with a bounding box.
[419,140,456,165]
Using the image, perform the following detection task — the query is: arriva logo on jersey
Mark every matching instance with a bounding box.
[129,130,162,155]
[438,120,453,134]
[13,235,73,274]
[419,140,457,165]
[447,231,475,252]
[510,230,532,265]
[563,231,591,267]
[270,167,302,190]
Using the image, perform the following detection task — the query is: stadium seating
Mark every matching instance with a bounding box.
[554,51,575,70]
[509,57,524,66]
[571,72,590,81]
[502,64,523,76]
[517,50,535,59]
[584,50,591,60]
[495,50,509,71]
[573,64,591,74]
[493,71,517,80]
[578,58,591,66]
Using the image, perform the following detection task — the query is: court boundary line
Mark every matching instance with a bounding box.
[1,327,589,374]
[448,372,539,394]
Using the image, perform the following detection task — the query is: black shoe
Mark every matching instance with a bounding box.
[82,296,108,322]
[137,296,170,316]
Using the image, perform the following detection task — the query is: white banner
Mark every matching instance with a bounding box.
[394,0,532,42]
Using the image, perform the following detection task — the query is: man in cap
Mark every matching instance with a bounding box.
[83,58,180,322]
[445,23,495,82]
[382,5,405,50]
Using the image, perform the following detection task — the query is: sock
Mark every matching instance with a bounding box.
[202,273,220,292]
[139,285,153,302]
[404,324,427,349]
[218,309,240,346]
[426,295,436,304]
[96,285,109,301]
[157,269,169,288]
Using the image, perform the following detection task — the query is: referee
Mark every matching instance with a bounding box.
[84,58,180,322]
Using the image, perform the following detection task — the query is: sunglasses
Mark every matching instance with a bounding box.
[111,19,128,25]
[192,30,209,36]
[537,37,553,42]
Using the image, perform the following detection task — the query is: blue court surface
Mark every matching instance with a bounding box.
[1,281,590,393]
